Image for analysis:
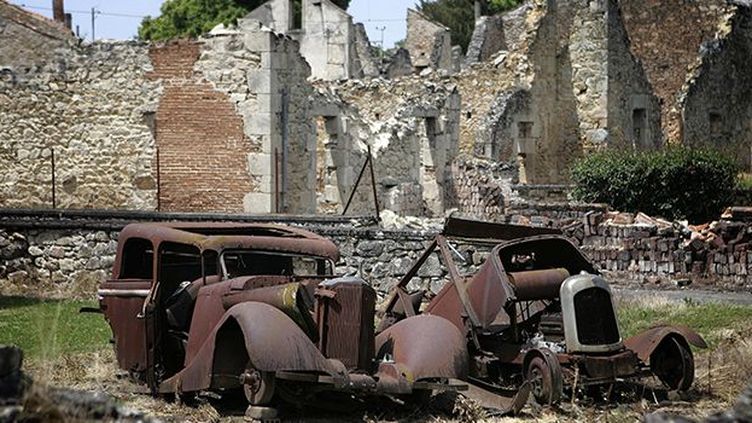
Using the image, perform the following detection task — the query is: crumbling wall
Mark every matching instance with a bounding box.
[353,23,380,78]
[300,0,359,80]
[605,0,661,150]
[449,156,518,220]
[620,0,730,142]
[148,40,257,213]
[0,1,74,72]
[313,76,460,217]
[405,9,453,72]
[242,0,293,33]
[0,42,160,210]
[681,5,752,170]
[465,15,506,65]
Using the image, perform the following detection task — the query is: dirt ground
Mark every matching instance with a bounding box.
[20,330,752,423]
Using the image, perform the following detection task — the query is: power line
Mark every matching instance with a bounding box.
[19,4,146,19]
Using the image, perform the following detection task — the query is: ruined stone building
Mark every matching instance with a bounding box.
[1,0,751,218]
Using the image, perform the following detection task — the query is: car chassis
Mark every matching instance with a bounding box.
[378,217,707,411]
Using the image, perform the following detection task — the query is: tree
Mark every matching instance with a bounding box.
[139,0,351,41]
[417,0,523,53]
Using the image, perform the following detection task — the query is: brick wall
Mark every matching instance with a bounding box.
[148,41,255,213]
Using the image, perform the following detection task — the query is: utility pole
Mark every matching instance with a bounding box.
[376,25,386,65]
[90,7,96,41]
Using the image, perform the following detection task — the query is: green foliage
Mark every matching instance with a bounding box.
[488,0,523,13]
[417,0,523,53]
[139,0,351,41]
[0,297,110,361]
[571,148,739,223]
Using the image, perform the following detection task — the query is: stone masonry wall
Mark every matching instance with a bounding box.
[4,208,752,300]
[405,9,453,72]
[681,5,752,170]
[0,42,160,210]
[620,0,730,142]
[0,1,74,72]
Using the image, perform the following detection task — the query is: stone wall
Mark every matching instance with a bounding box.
[620,0,730,142]
[4,207,752,299]
[681,5,752,170]
[0,1,74,72]
[405,9,454,72]
[300,0,359,80]
[0,41,160,210]
[313,75,461,217]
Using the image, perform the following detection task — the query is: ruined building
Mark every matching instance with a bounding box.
[1,0,751,217]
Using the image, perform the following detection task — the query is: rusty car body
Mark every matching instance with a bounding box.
[98,222,466,410]
[379,217,707,409]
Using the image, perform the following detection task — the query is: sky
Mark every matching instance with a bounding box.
[10,0,416,48]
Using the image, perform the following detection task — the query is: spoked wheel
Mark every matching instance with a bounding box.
[651,337,694,391]
[241,361,276,406]
[526,355,562,406]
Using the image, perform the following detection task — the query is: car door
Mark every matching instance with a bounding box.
[99,237,155,380]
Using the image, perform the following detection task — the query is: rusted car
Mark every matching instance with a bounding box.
[97,222,466,412]
[379,217,707,410]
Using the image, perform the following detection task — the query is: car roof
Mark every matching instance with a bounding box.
[117,222,339,262]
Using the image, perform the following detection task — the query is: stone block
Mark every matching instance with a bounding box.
[243,192,273,214]
[247,152,272,177]
[246,69,272,94]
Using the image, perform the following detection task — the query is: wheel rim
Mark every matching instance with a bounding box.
[527,357,553,405]
[242,363,275,405]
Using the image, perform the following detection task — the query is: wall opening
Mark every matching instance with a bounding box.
[420,117,444,216]
[632,108,647,148]
[709,112,722,138]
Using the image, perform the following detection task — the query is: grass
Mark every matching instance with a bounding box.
[615,297,752,347]
[0,296,111,362]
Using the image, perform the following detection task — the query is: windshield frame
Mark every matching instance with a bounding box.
[219,249,335,279]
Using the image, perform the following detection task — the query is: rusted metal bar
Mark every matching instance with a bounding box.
[366,145,380,221]
[51,147,56,209]
[341,153,370,216]
[382,239,439,314]
[437,235,480,327]
[275,148,280,214]
[156,147,161,212]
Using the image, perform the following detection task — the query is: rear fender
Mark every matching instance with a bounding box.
[375,315,468,391]
[161,302,336,394]
[624,324,707,363]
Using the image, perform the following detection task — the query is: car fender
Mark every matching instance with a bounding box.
[161,301,336,394]
[624,324,707,363]
[375,314,468,384]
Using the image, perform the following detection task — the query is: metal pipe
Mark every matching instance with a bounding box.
[342,154,369,216]
[156,148,161,212]
[52,0,64,23]
[50,148,56,209]
[367,145,380,221]
[275,148,280,213]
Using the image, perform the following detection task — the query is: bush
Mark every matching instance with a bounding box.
[571,148,739,223]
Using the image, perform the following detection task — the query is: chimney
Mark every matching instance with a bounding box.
[52,0,65,24]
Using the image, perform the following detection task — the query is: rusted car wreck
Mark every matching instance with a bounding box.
[98,223,466,414]
[380,218,707,409]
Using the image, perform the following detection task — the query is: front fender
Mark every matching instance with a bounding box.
[375,315,468,384]
[161,302,335,394]
[624,324,707,363]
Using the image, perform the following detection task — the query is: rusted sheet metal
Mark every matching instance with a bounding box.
[223,283,317,339]
[162,302,336,394]
[316,279,376,371]
[98,279,151,373]
[112,223,339,278]
[624,325,708,363]
[579,350,639,380]
[426,255,506,331]
[375,315,468,385]
[443,216,561,241]
[508,268,570,301]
